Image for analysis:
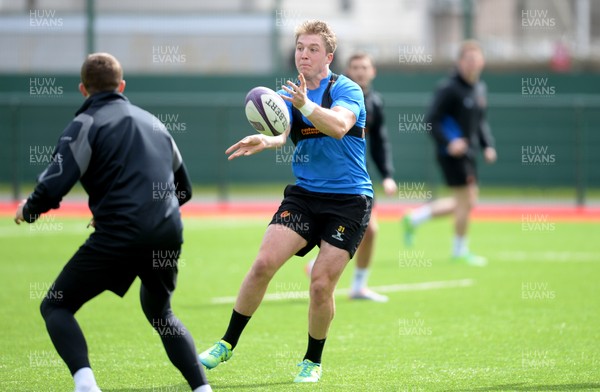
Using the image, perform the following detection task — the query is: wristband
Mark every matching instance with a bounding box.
[299,100,316,117]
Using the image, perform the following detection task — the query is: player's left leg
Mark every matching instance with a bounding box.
[350,214,388,302]
[295,242,350,383]
[295,193,372,383]
[138,247,211,392]
[309,242,351,339]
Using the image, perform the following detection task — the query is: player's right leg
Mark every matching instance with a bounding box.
[403,197,456,247]
[234,224,307,316]
[40,243,134,392]
[403,154,465,247]
[199,223,307,370]
[40,276,103,392]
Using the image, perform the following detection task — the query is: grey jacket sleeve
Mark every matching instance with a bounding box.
[23,114,93,223]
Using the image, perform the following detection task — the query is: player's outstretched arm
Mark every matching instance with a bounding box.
[225,130,288,161]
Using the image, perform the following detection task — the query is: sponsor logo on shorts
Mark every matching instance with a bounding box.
[331,225,345,241]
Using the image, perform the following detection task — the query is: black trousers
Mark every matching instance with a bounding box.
[39,240,207,389]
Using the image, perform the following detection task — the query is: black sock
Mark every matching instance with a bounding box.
[303,334,326,364]
[222,309,251,349]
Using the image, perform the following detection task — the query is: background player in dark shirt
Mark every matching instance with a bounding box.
[344,53,397,301]
[403,40,497,266]
[14,53,211,392]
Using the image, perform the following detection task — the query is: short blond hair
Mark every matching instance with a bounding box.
[458,39,483,60]
[295,19,337,54]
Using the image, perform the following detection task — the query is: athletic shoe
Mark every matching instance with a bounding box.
[199,340,233,369]
[452,253,488,267]
[293,359,322,383]
[349,288,389,303]
[402,214,415,247]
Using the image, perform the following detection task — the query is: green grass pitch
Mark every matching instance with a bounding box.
[0,215,598,391]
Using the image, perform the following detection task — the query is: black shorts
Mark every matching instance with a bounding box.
[45,238,181,312]
[437,155,477,187]
[270,185,372,259]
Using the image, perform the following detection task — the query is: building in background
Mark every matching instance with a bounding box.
[0,0,598,74]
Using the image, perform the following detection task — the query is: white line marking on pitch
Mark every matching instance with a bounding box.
[210,278,475,304]
[496,251,599,262]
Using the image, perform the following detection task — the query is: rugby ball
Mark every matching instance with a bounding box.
[244,87,290,136]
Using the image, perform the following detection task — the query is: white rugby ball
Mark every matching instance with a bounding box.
[244,86,290,136]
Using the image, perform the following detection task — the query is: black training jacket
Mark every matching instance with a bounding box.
[426,71,495,158]
[364,89,394,180]
[23,92,192,247]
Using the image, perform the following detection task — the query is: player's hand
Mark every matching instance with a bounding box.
[225,134,269,160]
[483,147,497,164]
[281,73,308,109]
[14,199,27,225]
[382,178,398,196]
[447,138,468,157]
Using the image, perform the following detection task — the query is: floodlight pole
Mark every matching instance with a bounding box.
[86,0,95,54]
[574,104,586,206]
[462,0,474,39]
[10,101,21,201]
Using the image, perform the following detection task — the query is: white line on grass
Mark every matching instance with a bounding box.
[495,251,599,262]
[210,278,475,304]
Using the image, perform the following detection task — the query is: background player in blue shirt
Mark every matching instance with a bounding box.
[198,20,372,384]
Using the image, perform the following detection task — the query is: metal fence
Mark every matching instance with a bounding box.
[2,88,599,205]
